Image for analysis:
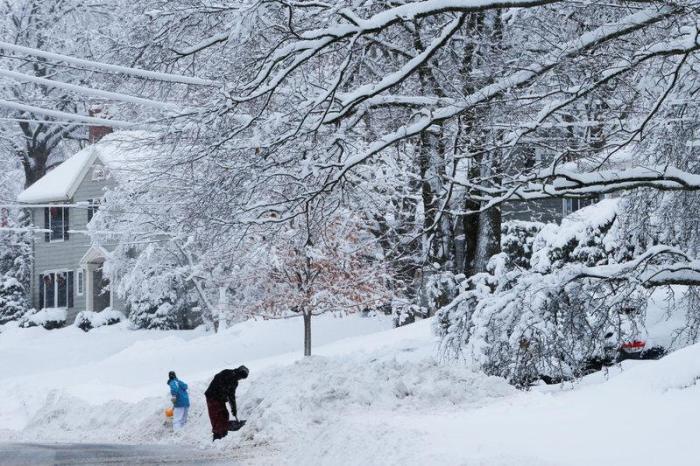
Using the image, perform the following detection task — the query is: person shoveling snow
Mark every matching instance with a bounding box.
[204,365,249,441]
[167,371,190,431]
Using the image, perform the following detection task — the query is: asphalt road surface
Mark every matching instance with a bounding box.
[0,443,239,466]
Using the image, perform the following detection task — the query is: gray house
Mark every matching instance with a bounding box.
[16,129,140,323]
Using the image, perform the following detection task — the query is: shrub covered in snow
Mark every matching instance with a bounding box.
[20,308,67,330]
[74,309,125,332]
[422,269,464,315]
[392,300,426,327]
[0,275,30,324]
[435,200,654,385]
[0,206,31,324]
[105,243,198,330]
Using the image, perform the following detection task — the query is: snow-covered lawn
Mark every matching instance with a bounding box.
[0,314,697,465]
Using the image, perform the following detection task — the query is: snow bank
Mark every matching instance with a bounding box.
[3,317,515,466]
[239,354,513,448]
[292,341,700,466]
[0,314,393,438]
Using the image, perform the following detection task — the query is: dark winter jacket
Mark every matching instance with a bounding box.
[204,367,248,416]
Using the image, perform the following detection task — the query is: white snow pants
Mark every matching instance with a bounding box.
[173,407,189,431]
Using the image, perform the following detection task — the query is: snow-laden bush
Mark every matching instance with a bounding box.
[129,298,189,330]
[105,244,198,330]
[74,309,125,332]
[423,269,464,315]
[0,274,30,324]
[20,308,67,330]
[0,206,31,324]
[391,299,426,327]
[435,200,650,385]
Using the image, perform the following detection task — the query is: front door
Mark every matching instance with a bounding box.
[92,267,111,311]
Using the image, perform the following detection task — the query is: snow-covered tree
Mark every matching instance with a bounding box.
[236,205,392,356]
[0,155,31,324]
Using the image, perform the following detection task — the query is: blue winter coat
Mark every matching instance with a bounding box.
[169,378,190,408]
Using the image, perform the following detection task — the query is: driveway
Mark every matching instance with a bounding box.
[0,443,239,466]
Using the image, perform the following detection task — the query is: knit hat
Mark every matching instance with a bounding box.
[236,365,249,379]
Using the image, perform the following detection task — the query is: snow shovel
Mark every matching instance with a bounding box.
[228,419,246,431]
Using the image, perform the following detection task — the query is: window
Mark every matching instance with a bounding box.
[563,199,574,216]
[563,197,598,216]
[50,207,64,241]
[76,269,84,296]
[56,272,67,307]
[44,207,69,242]
[87,199,101,223]
[39,271,74,308]
[92,166,107,181]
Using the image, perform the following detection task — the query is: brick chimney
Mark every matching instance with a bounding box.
[88,104,113,144]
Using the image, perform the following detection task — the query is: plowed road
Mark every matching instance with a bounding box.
[0,443,239,465]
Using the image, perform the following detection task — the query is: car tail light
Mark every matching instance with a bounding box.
[621,340,646,351]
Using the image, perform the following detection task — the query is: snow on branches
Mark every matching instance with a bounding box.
[236,207,392,356]
[436,196,700,385]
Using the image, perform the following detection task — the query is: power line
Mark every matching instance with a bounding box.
[0,99,135,128]
[0,41,218,87]
[0,68,179,111]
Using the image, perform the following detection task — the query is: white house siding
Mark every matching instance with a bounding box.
[502,197,566,224]
[30,162,124,323]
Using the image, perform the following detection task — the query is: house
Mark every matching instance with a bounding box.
[503,196,598,223]
[17,128,146,323]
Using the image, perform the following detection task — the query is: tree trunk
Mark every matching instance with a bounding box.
[462,195,481,277]
[473,205,501,273]
[20,146,49,188]
[303,311,312,356]
[418,132,437,265]
[217,286,228,331]
[458,13,485,277]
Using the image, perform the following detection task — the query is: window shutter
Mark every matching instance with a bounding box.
[63,207,70,240]
[87,201,93,223]
[67,271,74,308]
[39,274,45,309]
[44,208,50,242]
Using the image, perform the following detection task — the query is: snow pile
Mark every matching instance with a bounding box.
[239,354,513,448]
[19,307,66,329]
[74,308,126,331]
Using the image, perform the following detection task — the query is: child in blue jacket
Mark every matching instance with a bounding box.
[168,371,190,431]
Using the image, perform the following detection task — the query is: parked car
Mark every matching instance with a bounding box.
[617,339,666,361]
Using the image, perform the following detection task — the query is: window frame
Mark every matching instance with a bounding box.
[49,207,65,242]
[87,199,101,223]
[92,166,107,181]
[41,269,73,308]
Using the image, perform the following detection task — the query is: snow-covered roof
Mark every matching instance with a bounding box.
[17,131,154,204]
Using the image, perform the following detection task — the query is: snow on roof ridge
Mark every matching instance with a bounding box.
[17,130,157,204]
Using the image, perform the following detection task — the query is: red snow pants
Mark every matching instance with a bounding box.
[206,397,229,439]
